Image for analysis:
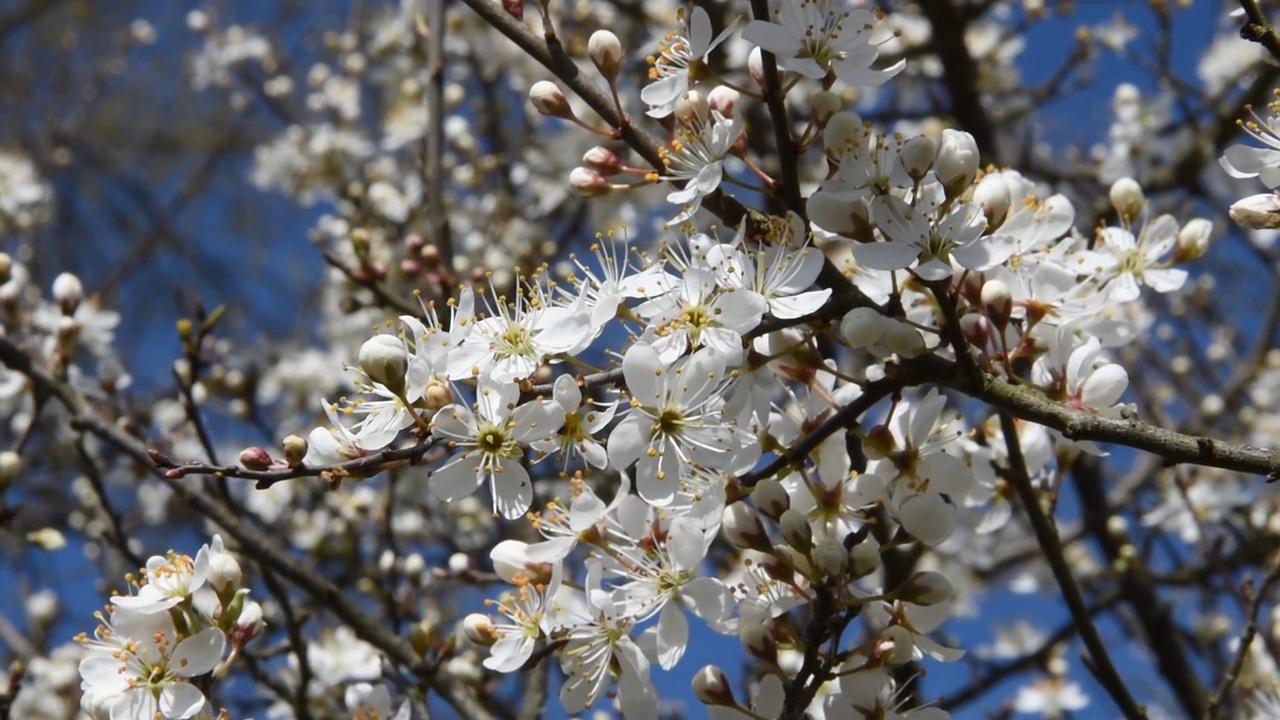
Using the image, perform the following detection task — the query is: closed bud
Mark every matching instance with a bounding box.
[693,665,736,707]
[239,447,274,471]
[895,571,953,605]
[840,307,887,349]
[980,279,1012,329]
[231,597,265,646]
[52,272,83,314]
[849,540,881,577]
[813,537,848,579]
[587,30,623,81]
[973,172,1013,227]
[425,379,453,411]
[724,502,769,550]
[27,528,66,550]
[583,146,622,175]
[529,81,574,118]
[960,312,993,349]
[936,129,979,197]
[1109,177,1144,221]
[404,553,426,579]
[708,85,739,118]
[463,613,498,646]
[1230,193,1280,230]
[282,434,308,467]
[883,320,925,358]
[741,621,777,664]
[778,509,812,553]
[810,91,841,127]
[899,135,935,182]
[752,478,790,520]
[748,47,765,88]
[569,166,613,197]
[358,335,408,395]
[1175,218,1213,262]
[409,619,434,656]
[0,450,20,490]
[207,549,242,594]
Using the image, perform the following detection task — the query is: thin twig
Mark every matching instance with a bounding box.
[997,411,1147,720]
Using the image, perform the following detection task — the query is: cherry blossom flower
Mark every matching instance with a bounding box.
[660,102,742,225]
[531,374,617,469]
[1221,97,1280,188]
[1092,214,1188,302]
[743,1,903,87]
[111,548,211,615]
[608,344,754,506]
[861,195,1015,280]
[634,267,765,365]
[641,6,735,117]
[430,376,565,518]
[78,607,226,720]
[448,283,591,383]
[706,215,832,320]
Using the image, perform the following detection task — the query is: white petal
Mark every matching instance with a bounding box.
[655,604,688,670]
[430,453,483,502]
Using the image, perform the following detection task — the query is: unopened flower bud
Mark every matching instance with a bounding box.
[840,307,887,349]
[425,379,453,411]
[748,47,765,87]
[569,166,612,197]
[0,450,20,490]
[410,617,438,657]
[239,447,274,471]
[1109,177,1144,221]
[692,665,736,707]
[849,540,881,577]
[1230,193,1280,230]
[1175,218,1213,262]
[973,172,1012,227]
[207,541,243,593]
[52,272,83,314]
[463,613,498,646]
[813,537,848,579]
[282,434,308,467]
[810,91,841,127]
[895,571,953,605]
[899,135,935,181]
[960,312,993,349]
[358,335,408,395]
[724,502,769,550]
[27,528,66,550]
[883,320,925,358]
[587,30,623,81]
[529,81,574,118]
[404,553,426,579]
[708,85,739,118]
[936,129,979,197]
[741,622,777,664]
[981,279,1012,329]
[231,597,265,644]
[752,478,790,521]
[583,146,622,175]
[778,509,812,553]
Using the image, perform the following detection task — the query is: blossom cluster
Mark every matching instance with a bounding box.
[7,1,1273,719]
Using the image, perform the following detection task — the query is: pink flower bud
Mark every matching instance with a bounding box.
[582,146,622,175]
[708,85,739,118]
[960,312,993,349]
[569,166,612,197]
[239,447,273,471]
[529,81,574,119]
